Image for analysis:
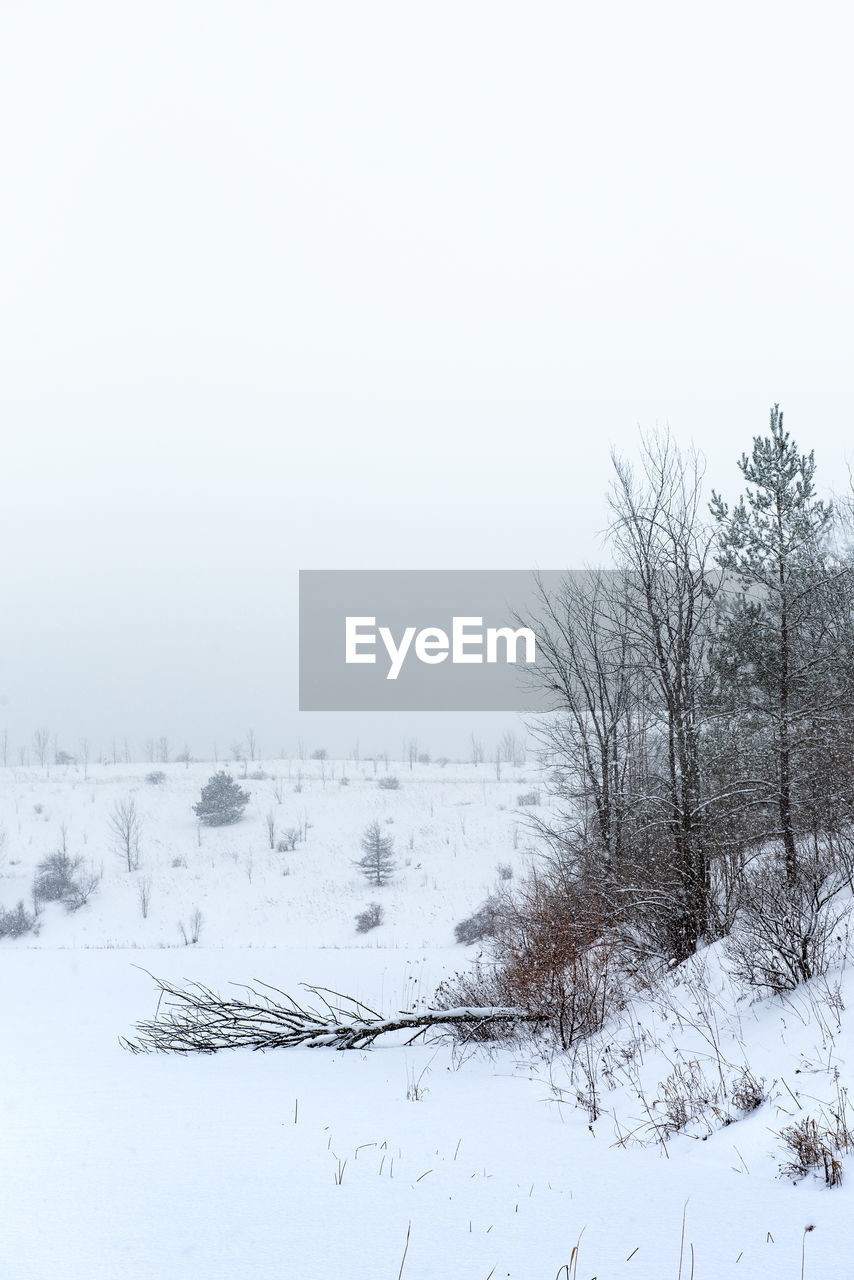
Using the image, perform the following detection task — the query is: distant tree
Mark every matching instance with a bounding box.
[110,798,142,871]
[33,727,49,769]
[500,729,525,768]
[265,809,277,849]
[354,820,396,887]
[193,771,250,826]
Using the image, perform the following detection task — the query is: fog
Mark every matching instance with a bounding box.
[0,1,852,761]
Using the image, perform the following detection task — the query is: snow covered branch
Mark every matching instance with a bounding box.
[122,973,530,1053]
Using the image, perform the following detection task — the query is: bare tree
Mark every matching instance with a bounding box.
[527,569,640,885]
[178,908,203,945]
[265,809,277,849]
[608,432,721,958]
[138,876,152,919]
[246,728,257,763]
[109,797,142,871]
[33,727,50,769]
[500,728,525,768]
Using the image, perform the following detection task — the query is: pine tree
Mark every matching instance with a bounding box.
[710,405,838,880]
[354,820,396,887]
[193,771,250,826]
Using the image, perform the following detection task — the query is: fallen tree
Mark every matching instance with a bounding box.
[122,973,531,1053]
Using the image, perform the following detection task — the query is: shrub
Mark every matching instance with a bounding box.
[33,851,80,902]
[0,900,35,939]
[377,775,401,791]
[727,847,852,994]
[444,870,621,1050]
[146,771,166,785]
[517,790,540,806]
[455,896,500,944]
[33,851,100,910]
[355,902,384,933]
[496,861,513,881]
[193,772,250,826]
[491,874,619,1049]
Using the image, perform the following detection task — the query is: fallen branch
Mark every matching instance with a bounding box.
[122,972,531,1053]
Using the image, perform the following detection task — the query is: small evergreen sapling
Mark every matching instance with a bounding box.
[354,820,396,887]
[193,771,250,826]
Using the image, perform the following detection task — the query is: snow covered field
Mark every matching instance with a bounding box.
[0,758,536,951]
[3,761,854,1278]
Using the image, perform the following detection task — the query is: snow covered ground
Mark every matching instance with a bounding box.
[3,761,854,1278]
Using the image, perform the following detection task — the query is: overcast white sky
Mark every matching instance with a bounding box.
[1,1,852,760]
